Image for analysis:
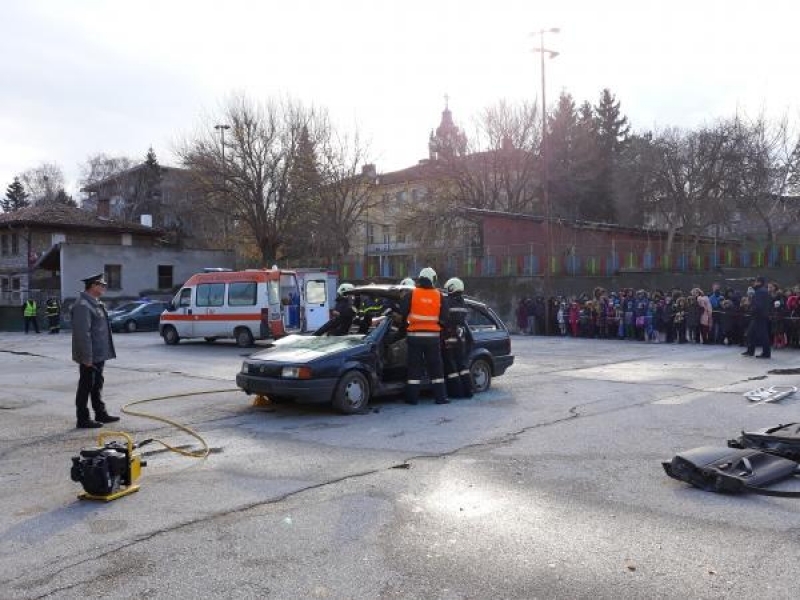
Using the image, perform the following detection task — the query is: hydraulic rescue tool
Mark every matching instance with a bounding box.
[71,431,150,501]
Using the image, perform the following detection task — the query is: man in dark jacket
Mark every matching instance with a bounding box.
[71,273,119,428]
[743,276,771,358]
[442,277,474,399]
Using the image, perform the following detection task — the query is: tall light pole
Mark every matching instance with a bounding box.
[214,124,231,241]
[532,27,559,335]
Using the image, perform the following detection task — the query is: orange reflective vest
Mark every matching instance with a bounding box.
[407,287,442,334]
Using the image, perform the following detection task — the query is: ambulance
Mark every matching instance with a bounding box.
[159,267,334,347]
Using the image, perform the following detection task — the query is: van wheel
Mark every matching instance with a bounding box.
[235,327,254,348]
[162,326,179,345]
[125,320,137,333]
[470,358,492,393]
[332,371,370,414]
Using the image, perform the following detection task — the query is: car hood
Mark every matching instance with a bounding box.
[247,334,367,363]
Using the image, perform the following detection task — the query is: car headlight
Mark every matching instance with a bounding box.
[281,366,312,379]
[241,363,249,374]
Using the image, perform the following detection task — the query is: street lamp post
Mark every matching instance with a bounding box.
[532,27,559,335]
[214,124,231,240]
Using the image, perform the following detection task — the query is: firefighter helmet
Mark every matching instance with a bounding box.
[336,283,354,296]
[400,277,415,288]
[444,277,464,294]
[418,267,437,284]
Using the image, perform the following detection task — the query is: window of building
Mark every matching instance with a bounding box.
[396,190,407,203]
[52,233,66,244]
[105,265,122,290]
[1,234,7,256]
[157,265,173,290]
[122,233,132,246]
[196,283,225,307]
[228,281,257,306]
[11,233,19,255]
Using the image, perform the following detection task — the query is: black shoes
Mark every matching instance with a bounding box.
[76,420,103,429]
[404,399,418,405]
[96,414,120,423]
[435,398,450,404]
[756,354,771,359]
[741,351,754,356]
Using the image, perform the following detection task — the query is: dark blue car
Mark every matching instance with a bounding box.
[235,284,514,413]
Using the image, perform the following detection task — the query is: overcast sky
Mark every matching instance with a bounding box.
[2,0,798,198]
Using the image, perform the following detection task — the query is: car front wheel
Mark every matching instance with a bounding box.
[470,358,492,393]
[125,320,137,333]
[332,370,370,414]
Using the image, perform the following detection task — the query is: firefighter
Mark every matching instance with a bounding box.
[442,277,474,398]
[45,297,61,334]
[330,283,356,335]
[356,293,385,334]
[23,297,40,333]
[398,267,448,405]
[399,277,415,288]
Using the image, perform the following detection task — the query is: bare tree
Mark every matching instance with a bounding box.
[726,113,800,245]
[178,95,323,266]
[20,163,65,205]
[79,153,136,211]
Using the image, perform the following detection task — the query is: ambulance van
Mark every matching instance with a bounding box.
[159,268,305,347]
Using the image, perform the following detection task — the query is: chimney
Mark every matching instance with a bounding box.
[361,163,377,179]
[97,198,110,218]
[140,214,153,228]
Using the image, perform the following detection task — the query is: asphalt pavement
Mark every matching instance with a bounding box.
[1,330,799,599]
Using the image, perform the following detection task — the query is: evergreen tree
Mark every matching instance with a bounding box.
[2,177,30,212]
[547,92,579,219]
[129,147,163,222]
[592,88,630,222]
[573,101,603,221]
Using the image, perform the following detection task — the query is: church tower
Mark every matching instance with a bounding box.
[428,95,467,161]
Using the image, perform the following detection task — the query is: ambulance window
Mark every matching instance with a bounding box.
[306,280,326,304]
[197,283,225,307]
[177,288,191,307]
[268,280,280,305]
[279,274,298,304]
[229,281,257,306]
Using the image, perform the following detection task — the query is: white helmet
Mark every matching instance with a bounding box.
[444,277,464,294]
[400,277,415,288]
[337,283,354,296]
[418,267,437,284]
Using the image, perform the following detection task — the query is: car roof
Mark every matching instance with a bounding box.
[345,284,488,309]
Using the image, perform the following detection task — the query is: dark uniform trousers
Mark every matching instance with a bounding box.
[75,362,109,423]
[406,335,447,404]
[443,334,473,398]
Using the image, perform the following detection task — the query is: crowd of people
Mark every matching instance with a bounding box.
[515,277,800,353]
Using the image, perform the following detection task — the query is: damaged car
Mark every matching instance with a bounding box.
[235,284,514,414]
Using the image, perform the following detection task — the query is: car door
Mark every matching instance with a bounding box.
[466,304,506,357]
[303,276,329,332]
[140,303,165,330]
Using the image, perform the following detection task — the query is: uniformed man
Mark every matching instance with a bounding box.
[71,273,119,428]
[398,267,448,405]
[330,283,356,335]
[442,277,474,398]
[45,297,61,334]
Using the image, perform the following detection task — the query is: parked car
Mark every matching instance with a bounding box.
[235,284,514,414]
[110,301,169,333]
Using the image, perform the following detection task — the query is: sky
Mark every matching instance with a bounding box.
[1,0,799,198]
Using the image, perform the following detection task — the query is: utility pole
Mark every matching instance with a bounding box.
[532,27,560,335]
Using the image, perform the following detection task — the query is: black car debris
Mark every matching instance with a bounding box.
[236,284,514,413]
